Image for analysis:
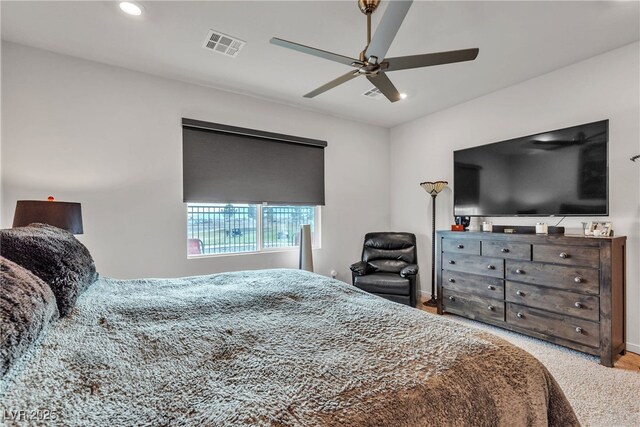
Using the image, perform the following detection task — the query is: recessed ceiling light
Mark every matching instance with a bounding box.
[400,93,408,100]
[119,2,143,16]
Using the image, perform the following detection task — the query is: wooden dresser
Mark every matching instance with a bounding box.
[437,231,626,367]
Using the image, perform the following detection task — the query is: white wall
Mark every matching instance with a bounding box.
[389,42,640,352]
[1,42,390,281]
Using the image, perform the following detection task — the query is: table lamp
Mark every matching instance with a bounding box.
[13,196,83,234]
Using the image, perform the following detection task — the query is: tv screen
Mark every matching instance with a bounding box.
[454,120,608,217]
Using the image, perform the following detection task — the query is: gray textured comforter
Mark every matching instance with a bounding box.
[0,269,578,426]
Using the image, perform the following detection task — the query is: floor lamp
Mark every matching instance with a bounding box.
[420,181,448,307]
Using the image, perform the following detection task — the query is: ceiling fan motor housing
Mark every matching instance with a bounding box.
[357,61,382,75]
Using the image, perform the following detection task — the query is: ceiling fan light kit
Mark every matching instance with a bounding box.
[270,0,479,103]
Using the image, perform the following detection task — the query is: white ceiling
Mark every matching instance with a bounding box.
[2,1,639,128]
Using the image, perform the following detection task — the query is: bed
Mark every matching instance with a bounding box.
[0,226,579,426]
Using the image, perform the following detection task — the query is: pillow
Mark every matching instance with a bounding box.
[0,256,59,377]
[0,223,98,317]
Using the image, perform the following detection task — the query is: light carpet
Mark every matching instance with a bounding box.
[440,313,640,427]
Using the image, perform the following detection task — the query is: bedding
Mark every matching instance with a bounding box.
[0,269,578,426]
[0,257,59,377]
[0,224,98,317]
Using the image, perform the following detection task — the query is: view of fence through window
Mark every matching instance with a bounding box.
[187,204,316,255]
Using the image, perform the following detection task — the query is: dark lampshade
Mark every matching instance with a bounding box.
[13,200,83,234]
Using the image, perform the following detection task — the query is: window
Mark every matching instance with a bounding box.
[187,203,319,256]
[182,119,325,257]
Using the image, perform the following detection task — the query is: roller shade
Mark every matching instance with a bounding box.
[182,118,326,205]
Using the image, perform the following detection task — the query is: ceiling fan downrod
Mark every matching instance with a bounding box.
[357,0,381,65]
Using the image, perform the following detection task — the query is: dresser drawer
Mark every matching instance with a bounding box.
[505,260,599,295]
[442,253,504,278]
[482,241,531,260]
[442,238,481,255]
[533,244,599,268]
[442,289,504,323]
[506,303,599,348]
[505,282,599,322]
[442,271,504,299]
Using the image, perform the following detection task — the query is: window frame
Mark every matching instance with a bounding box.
[186,203,321,258]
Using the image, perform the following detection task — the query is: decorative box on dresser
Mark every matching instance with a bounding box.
[437,231,626,367]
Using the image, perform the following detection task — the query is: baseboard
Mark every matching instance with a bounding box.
[626,342,640,354]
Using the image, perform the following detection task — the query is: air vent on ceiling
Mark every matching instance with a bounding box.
[362,87,383,99]
[202,30,246,58]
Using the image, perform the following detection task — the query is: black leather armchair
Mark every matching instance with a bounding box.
[349,232,419,307]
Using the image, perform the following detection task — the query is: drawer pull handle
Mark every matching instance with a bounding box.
[449,260,456,265]
[449,296,456,302]
[516,290,524,296]
[501,248,510,253]
[448,278,455,283]
[488,305,495,311]
[515,269,525,274]
[516,312,524,319]
[559,252,569,259]
[487,265,496,270]
[457,244,464,249]
[574,276,583,283]
[487,285,495,290]
[575,327,583,334]
[575,302,583,309]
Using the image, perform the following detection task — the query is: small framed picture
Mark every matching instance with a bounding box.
[589,221,612,237]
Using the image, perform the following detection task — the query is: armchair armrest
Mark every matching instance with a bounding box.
[350,261,373,276]
[400,264,419,277]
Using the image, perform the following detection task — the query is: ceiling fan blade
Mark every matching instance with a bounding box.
[365,0,413,62]
[366,72,401,102]
[532,140,568,145]
[304,71,360,98]
[384,48,479,72]
[270,38,363,67]
[532,140,584,146]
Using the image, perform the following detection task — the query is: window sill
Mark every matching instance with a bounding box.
[187,246,321,260]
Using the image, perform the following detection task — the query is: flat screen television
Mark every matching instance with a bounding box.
[454,120,608,217]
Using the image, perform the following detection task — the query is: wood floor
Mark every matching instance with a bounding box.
[417,297,640,372]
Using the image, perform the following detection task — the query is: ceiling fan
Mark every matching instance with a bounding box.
[270,0,479,102]
[530,131,606,151]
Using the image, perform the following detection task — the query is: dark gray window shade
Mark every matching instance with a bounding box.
[182,119,326,205]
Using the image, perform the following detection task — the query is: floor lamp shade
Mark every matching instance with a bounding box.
[299,224,314,272]
[420,181,448,196]
[13,200,83,234]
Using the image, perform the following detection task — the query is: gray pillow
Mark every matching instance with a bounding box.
[0,223,98,317]
[0,256,59,377]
